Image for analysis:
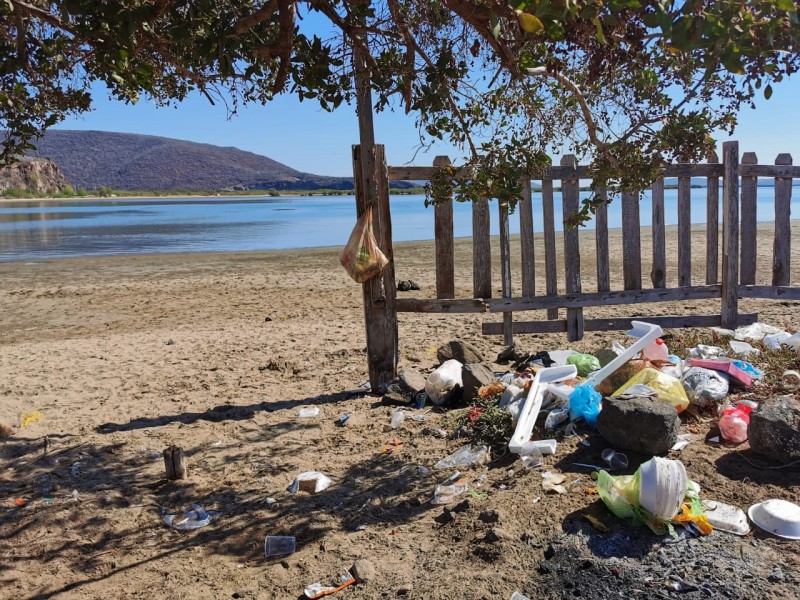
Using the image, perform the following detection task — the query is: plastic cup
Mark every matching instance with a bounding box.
[265,535,296,558]
[601,449,629,470]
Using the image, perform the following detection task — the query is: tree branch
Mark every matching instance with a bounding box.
[234,0,280,35]
[9,0,76,36]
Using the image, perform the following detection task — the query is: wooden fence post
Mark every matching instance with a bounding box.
[773,153,793,286]
[519,179,536,298]
[721,142,740,329]
[677,173,692,286]
[352,145,398,391]
[622,191,642,290]
[706,150,720,284]
[595,188,610,292]
[472,197,492,298]
[433,156,455,299]
[499,200,513,346]
[561,155,584,341]
[740,152,758,285]
[651,177,666,288]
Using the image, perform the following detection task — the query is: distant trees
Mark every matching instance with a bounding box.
[2,1,799,220]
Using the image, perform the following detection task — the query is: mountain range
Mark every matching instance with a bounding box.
[26,130,385,192]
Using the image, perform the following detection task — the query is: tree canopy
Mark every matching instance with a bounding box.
[2,1,799,217]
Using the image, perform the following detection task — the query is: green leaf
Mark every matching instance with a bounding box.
[490,13,501,40]
[592,17,606,44]
[764,83,773,100]
[517,11,544,34]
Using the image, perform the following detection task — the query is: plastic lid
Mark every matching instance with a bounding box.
[655,339,664,345]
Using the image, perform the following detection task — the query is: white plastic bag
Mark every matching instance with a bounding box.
[425,359,463,405]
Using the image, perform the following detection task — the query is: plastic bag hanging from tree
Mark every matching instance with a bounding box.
[339,206,389,283]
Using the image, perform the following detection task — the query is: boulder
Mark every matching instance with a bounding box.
[461,363,496,403]
[597,396,679,455]
[748,396,800,463]
[397,367,427,396]
[437,341,484,365]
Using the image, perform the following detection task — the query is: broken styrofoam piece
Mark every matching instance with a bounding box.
[703,500,750,536]
[509,365,577,454]
[289,471,332,494]
[583,321,664,388]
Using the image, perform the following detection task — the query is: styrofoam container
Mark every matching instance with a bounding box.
[703,500,751,536]
[638,457,688,521]
[748,499,800,540]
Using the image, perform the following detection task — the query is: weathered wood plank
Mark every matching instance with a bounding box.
[595,188,610,292]
[352,145,398,390]
[662,164,725,178]
[472,197,492,298]
[519,179,536,298]
[706,150,720,285]
[738,164,800,178]
[773,153,793,286]
[487,285,721,312]
[541,179,559,319]
[740,152,758,285]
[483,313,757,335]
[396,297,489,313]
[432,156,455,299]
[651,178,666,288]
[499,199,513,346]
[163,446,188,480]
[622,191,642,290]
[721,141,740,329]
[561,155,584,340]
[740,285,800,300]
[678,176,692,286]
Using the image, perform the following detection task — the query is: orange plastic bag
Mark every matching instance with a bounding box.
[339,206,389,283]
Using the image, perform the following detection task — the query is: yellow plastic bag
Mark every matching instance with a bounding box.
[339,206,389,283]
[612,367,690,412]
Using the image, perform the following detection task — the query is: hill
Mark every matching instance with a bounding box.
[27,130,368,192]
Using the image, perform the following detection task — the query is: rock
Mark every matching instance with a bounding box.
[434,509,455,525]
[437,341,484,365]
[351,559,376,584]
[597,396,679,455]
[421,427,448,438]
[397,367,427,395]
[478,509,501,524]
[485,527,514,543]
[450,499,471,513]
[748,396,800,463]
[397,280,421,292]
[461,363,496,403]
[768,568,784,583]
[380,391,408,406]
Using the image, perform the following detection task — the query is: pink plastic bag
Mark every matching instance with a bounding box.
[719,400,756,444]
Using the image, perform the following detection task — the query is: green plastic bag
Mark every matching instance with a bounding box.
[566,353,600,377]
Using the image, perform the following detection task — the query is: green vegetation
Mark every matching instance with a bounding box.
[3,1,798,227]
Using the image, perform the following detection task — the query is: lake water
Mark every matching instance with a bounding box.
[0,187,795,262]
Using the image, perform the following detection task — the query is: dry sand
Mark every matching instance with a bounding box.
[1,225,799,599]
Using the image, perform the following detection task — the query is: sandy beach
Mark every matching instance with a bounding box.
[1,225,799,599]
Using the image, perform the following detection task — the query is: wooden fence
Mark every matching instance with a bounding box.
[353,141,798,387]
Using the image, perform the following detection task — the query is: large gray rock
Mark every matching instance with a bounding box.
[461,363,496,403]
[748,396,800,463]
[597,396,679,455]
[397,367,427,395]
[437,341,484,365]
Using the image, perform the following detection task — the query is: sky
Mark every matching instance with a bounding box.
[55,69,800,178]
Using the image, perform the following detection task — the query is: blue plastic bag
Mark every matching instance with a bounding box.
[568,384,603,428]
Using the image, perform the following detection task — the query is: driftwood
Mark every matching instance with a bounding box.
[163,445,188,480]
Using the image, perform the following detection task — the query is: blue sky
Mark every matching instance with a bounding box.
[56,73,800,178]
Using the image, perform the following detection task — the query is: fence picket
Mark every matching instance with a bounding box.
[595,188,610,292]
[519,179,536,297]
[651,178,666,288]
[678,175,692,286]
[773,153,793,286]
[432,156,455,299]
[561,155,584,341]
[740,152,758,285]
[622,192,642,289]
[472,197,492,298]
[706,150,720,284]
[542,179,559,319]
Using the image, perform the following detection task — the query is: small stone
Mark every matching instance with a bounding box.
[421,427,448,438]
[166,339,175,345]
[478,509,501,524]
[397,280,421,292]
[351,558,376,584]
[264,316,273,322]
[597,396,679,455]
[396,585,413,595]
[461,363,496,403]
[437,341,484,365]
[380,392,408,406]
[434,510,455,525]
[450,499,471,513]
[485,527,513,543]
[748,397,800,463]
[768,568,784,583]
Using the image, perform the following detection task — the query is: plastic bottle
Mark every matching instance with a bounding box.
[642,338,669,362]
[718,400,757,444]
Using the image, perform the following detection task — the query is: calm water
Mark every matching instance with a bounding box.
[0,187,795,262]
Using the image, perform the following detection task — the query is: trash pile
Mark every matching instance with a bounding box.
[379,321,800,543]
